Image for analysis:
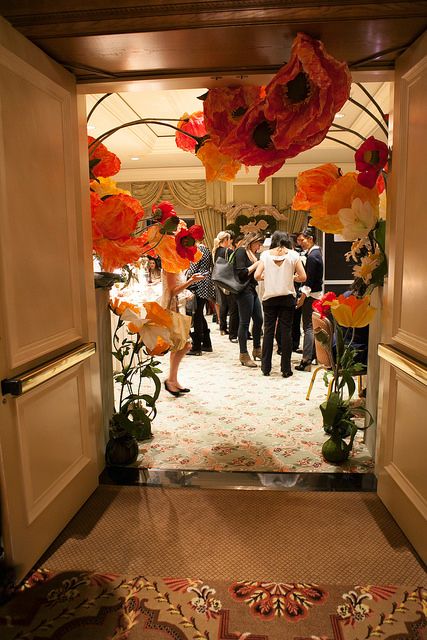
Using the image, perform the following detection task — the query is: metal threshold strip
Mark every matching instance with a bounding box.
[1,342,96,396]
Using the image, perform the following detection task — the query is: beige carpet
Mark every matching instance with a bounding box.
[39,485,426,584]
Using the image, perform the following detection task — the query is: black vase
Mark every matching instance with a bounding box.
[105,432,139,466]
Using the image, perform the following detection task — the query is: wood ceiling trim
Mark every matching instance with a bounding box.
[3,1,427,38]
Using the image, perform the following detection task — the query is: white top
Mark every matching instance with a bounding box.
[260,249,300,301]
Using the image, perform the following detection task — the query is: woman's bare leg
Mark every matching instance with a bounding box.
[166,342,191,390]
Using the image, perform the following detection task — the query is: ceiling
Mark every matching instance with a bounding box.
[85,81,392,181]
[0,1,421,180]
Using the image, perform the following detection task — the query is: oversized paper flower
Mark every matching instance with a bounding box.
[338,197,379,241]
[144,223,202,272]
[330,294,376,328]
[265,33,351,152]
[292,163,341,211]
[88,136,121,178]
[203,85,265,147]
[310,172,379,234]
[196,139,241,181]
[121,301,173,355]
[91,193,148,271]
[110,298,141,317]
[355,136,389,189]
[151,200,179,227]
[90,177,130,199]
[216,101,288,181]
[175,224,204,260]
[312,291,337,318]
[220,32,351,182]
[175,111,207,153]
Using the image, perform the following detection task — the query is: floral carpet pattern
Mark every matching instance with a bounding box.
[1,569,425,639]
[125,325,374,473]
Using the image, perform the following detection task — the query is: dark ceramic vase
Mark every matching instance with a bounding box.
[105,431,139,466]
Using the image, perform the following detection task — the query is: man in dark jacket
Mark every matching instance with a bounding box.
[295,228,324,370]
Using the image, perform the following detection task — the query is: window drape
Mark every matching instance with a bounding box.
[272,177,308,234]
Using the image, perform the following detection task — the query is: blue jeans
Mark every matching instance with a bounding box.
[236,288,263,354]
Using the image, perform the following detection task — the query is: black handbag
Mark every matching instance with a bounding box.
[211,256,250,295]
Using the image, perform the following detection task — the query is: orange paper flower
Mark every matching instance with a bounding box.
[265,33,351,155]
[330,294,376,328]
[91,193,147,271]
[88,136,121,178]
[203,85,265,147]
[196,140,241,182]
[309,172,379,234]
[219,33,351,182]
[145,224,201,273]
[292,163,341,211]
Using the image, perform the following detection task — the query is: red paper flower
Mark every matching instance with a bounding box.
[175,111,207,153]
[152,200,178,223]
[203,85,265,146]
[220,33,351,182]
[175,225,204,260]
[88,136,121,178]
[312,292,337,318]
[355,136,389,189]
[91,193,146,271]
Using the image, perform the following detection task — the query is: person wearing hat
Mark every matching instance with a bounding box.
[234,231,264,367]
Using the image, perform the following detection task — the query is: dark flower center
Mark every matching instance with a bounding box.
[232,106,247,118]
[252,120,275,149]
[284,72,311,104]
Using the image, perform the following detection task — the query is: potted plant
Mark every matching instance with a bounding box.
[312,292,376,463]
[105,299,174,466]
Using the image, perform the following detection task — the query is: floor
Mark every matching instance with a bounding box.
[113,318,374,478]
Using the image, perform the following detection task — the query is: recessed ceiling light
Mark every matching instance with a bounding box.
[334,113,345,119]
[131,156,140,161]
[87,124,96,130]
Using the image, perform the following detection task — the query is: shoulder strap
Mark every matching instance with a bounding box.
[227,249,236,264]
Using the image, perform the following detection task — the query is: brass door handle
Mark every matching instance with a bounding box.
[1,342,96,396]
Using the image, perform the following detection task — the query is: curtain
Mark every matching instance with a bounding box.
[195,207,223,249]
[168,180,207,210]
[129,181,165,210]
[272,177,309,234]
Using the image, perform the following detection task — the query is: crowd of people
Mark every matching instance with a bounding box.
[147,224,325,397]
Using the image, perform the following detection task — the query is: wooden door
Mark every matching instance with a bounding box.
[376,31,427,563]
[0,17,101,579]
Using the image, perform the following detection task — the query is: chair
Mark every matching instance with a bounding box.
[305,312,364,400]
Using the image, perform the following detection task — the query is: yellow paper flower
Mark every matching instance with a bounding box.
[90,177,130,198]
[338,197,379,241]
[330,294,376,328]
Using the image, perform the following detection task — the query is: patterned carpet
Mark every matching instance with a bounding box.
[1,569,425,639]
[129,321,374,473]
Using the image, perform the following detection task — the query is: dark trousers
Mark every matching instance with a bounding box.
[236,288,263,354]
[262,296,295,374]
[228,293,239,339]
[191,295,212,350]
[218,288,230,331]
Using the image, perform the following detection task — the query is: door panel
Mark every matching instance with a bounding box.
[376,31,427,563]
[0,17,100,579]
